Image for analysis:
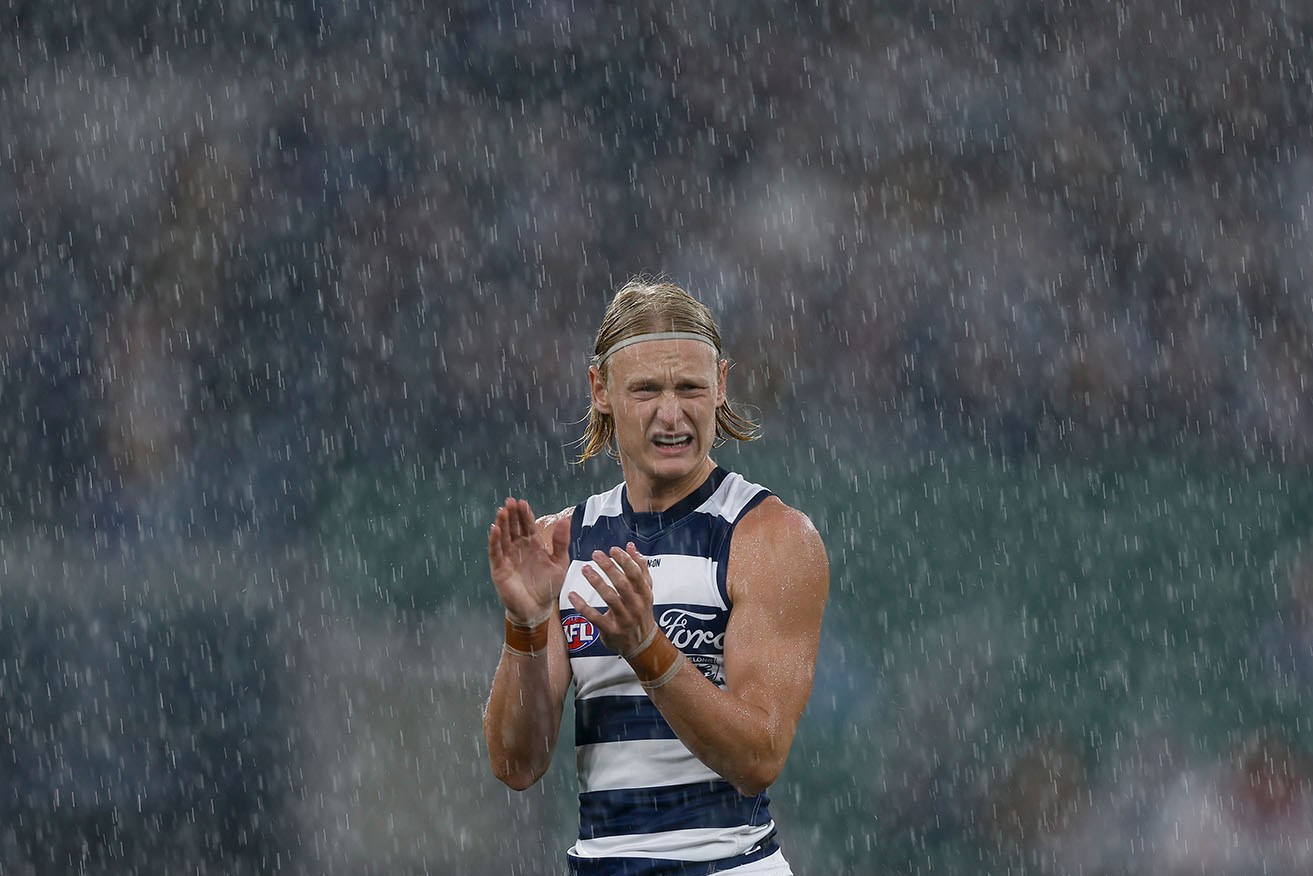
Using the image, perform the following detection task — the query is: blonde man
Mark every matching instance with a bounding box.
[484,279,829,875]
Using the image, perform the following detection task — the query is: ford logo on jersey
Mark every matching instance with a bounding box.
[561,614,600,653]
[658,607,726,652]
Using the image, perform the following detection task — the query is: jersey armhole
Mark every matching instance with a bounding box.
[568,502,584,559]
[715,488,774,609]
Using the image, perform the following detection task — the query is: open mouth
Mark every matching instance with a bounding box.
[652,435,693,450]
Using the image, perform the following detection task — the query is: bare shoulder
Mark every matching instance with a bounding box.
[729,496,829,603]
[737,496,827,560]
[536,507,574,530]
[536,507,574,545]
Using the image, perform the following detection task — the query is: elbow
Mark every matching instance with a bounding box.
[731,774,776,798]
[484,729,546,791]
[730,757,785,798]
[497,772,540,792]
[728,726,798,796]
[732,778,770,798]
[490,759,543,792]
[482,713,550,791]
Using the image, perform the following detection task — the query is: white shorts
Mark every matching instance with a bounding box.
[716,849,792,874]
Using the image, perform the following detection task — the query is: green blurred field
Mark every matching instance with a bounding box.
[318,442,1313,873]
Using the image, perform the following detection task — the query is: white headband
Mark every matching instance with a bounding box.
[594,331,719,369]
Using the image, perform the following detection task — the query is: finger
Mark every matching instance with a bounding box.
[601,547,651,603]
[579,563,618,600]
[514,499,537,536]
[609,544,645,579]
[495,499,512,538]
[602,548,644,597]
[489,524,514,574]
[586,555,648,626]
[590,549,635,593]
[504,498,526,540]
[621,544,654,596]
[567,591,606,627]
[580,565,629,620]
[551,513,571,557]
[489,504,510,550]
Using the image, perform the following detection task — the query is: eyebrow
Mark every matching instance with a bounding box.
[625,374,710,389]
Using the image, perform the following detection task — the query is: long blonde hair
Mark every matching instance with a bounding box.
[576,279,759,463]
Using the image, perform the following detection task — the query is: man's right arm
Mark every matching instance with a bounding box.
[482,615,573,789]
[482,510,574,790]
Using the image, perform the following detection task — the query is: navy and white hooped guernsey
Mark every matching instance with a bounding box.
[558,467,785,875]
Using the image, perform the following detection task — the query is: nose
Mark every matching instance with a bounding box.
[656,391,682,424]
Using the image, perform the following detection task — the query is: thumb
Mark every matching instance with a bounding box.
[552,513,572,557]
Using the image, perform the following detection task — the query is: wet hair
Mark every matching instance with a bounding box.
[575,278,760,463]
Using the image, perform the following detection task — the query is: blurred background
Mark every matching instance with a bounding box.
[3,1,1313,873]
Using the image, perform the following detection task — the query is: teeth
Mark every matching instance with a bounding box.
[654,436,689,446]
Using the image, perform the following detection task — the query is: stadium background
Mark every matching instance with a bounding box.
[3,2,1313,873]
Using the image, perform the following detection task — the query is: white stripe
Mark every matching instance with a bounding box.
[716,849,792,874]
[561,555,722,609]
[580,472,765,530]
[569,654,645,699]
[576,739,720,792]
[697,472,766,522]
[581,484,625,528]
[568,822,776,862]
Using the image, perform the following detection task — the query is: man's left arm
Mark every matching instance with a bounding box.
[643,497,829,795]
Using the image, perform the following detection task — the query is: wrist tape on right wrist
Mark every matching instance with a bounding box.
[504,612,551,657]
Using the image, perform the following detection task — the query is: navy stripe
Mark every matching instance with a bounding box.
[570,501,587,555]
[565,599,727,662]
[575,695,676,745]
[652,602,727,657]
[712,488,772,606]
[579,512,732,559]
[567,836,779,876]
[580,783,771,839]
[621,468,729,541]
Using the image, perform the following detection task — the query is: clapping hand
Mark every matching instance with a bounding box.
[489,498,570,625]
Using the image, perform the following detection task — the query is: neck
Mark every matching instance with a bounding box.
[621,457,716,513]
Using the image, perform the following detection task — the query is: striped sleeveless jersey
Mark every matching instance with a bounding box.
[558,467,785,875]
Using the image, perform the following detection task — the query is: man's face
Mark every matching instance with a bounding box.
[590,338,727,496]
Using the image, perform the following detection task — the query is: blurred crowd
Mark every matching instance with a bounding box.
[3,0,1313,538]
[805,535,1313,876]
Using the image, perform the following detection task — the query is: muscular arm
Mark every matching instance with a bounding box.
[482,608,573,790]
[572,497,828,796]
[482,507,575,790]
[652,498,828,795]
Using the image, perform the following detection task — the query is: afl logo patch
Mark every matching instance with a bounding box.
[561,614,599,653]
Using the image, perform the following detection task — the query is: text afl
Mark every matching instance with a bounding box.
[561,614,600,653]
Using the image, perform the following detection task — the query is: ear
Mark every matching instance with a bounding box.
[716,358,729,406]
[589,365,612,415]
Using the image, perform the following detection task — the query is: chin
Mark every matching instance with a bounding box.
[625,452,697,482]
[654,462,697,480]
[651,451,709,478]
